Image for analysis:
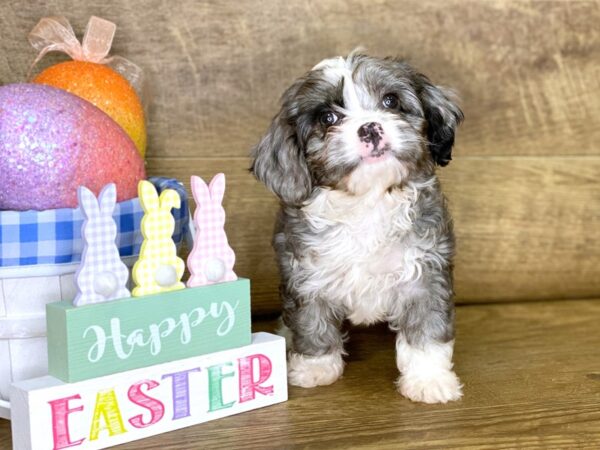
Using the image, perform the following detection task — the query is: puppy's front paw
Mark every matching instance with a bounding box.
[397,370,463,404]
[288,352,344,388]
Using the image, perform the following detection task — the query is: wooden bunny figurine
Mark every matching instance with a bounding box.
[187,174,237,286]
[132,180,185,296]
[74,184,130,306]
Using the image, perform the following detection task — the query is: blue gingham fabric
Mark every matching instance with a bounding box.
[0,177,189,267]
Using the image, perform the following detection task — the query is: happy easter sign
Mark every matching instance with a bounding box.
[46,279,251,382]
[11,333,287,450]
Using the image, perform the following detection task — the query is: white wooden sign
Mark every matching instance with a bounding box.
[10,333,287,450]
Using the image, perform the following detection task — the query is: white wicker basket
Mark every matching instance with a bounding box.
[0,263,80,419]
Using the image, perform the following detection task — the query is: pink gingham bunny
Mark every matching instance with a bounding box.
[74,184,130,306]
[187,174,237,286]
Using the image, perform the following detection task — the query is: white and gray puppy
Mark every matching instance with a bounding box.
[250,53,464,403]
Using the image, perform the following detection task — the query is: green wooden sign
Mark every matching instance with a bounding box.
[47,278,251,382]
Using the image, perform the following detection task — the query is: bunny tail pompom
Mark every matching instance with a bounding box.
[205,258,227,282]
[155,264,178,287]
[93,272,119,297]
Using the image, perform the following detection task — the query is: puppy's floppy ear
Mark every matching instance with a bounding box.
[250,110,312,205]
[417,75,464,166]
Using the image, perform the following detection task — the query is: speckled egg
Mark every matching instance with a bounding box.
[0,83,146,211]
[33,61,147,157]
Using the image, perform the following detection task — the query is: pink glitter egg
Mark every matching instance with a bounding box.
[0,83,146,211]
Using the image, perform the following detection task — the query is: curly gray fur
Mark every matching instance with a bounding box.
[251,53,463,382]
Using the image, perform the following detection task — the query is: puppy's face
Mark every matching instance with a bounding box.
[251,54,463,204]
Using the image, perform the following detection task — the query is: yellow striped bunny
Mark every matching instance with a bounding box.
[132,180,185,296]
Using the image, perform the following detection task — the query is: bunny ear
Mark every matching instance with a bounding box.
[159,189,181,211]
[77,186,99,219]
[98,183,117,217]
[208,173,226,205]
[138,180,160,213]
[191,175,211,206]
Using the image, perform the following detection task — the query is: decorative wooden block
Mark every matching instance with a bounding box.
[10,333,287,450]
[187,174,237,287]
[74,184,131,306]
[47,278,251,382]
[132,180,186,297]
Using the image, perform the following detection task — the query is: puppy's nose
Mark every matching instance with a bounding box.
[357,122,384,145]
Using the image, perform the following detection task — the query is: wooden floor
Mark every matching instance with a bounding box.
[2,299,600,449]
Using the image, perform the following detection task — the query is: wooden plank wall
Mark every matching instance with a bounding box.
[1,0,599,314]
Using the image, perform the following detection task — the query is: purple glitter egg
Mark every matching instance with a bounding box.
[0,83,146,211]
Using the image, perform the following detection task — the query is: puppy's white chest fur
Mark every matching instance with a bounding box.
[291,186,426,325]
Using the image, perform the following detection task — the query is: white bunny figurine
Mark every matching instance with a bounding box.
[187,174,237,287]
[74,184,131,306]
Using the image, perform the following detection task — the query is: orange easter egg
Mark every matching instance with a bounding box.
[34,61,147,158]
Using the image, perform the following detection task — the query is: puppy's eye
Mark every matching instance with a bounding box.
[319,111,339,127]
[382,93,399,109]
